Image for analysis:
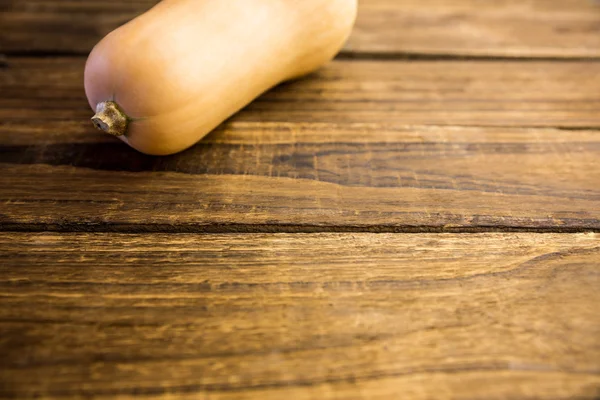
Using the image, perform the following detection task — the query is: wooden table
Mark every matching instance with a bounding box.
[1,1,599,398]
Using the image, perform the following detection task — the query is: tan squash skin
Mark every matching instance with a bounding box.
[84,0,357,155]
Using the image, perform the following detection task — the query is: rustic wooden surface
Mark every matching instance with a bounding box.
[1,0,599,398]
[2,123,599,231]
[2,57,599,232]
[2,0,600,58]
[1,232,599,399]
[4,57,600,128]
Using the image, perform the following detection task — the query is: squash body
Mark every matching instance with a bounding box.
[84,0,358,155]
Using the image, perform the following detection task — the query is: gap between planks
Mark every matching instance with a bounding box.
[3,51,600,63]
[1,224,599,234]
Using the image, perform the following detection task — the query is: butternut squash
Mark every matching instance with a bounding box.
[85,0,357,155]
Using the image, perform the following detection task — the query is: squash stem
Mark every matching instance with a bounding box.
[91,101,129,137]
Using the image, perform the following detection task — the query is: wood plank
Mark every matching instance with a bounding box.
[351,0,600,58]
[4,57,600,128]
[1,0,600,58]
[0,232,598,399]
[1,57,599,231]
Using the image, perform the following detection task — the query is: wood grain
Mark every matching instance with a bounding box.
[4,57,600,129]
[350,0,600,58]
[2,125,599,232]
[0,232,599,399]
[3,2,599,399]
[2,0,600,58]
[1,57,599,232]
